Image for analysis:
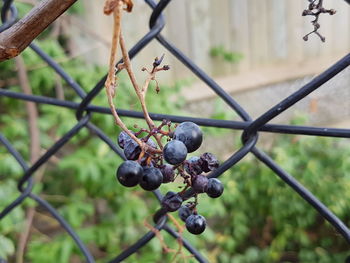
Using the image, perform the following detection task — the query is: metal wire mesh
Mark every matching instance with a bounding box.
[1,0,350,262]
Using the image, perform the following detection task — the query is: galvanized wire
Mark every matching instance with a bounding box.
[0,0,350,262]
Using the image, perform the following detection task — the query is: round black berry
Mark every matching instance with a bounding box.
[163,140,188,165]
[200,152,219,172]
[184,156,202,176]
[116,161,143,187]
[160,164,175,183]
[192,174,209,193]
[124,139,141,160]
[185,214,206,235]
[173,122,203,153]
[178,205,193,222]
[161,191,183,212]
[139,167,163,191]
[206,178,224,198]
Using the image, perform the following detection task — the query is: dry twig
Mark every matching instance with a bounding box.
[103,0,166,154]
[302,0,336,42]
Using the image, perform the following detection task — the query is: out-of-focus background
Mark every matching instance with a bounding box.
[81,0,350,128]
[0,0,350,262]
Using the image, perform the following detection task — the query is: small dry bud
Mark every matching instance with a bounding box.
[153,54,165,68]
[302,10,311,16]
[162,65,170,71]
[329,9,336,15]
[303,35,309,41]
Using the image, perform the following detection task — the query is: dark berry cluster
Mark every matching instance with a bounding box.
[116,121,224,235]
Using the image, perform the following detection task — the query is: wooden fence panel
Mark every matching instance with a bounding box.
[82,0,350,83]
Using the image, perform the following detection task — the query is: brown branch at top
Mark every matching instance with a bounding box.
[0,0,77,62]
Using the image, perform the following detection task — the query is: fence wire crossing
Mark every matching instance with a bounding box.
[1,0,350,262]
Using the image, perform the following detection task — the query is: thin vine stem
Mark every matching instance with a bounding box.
[104,0,162,154]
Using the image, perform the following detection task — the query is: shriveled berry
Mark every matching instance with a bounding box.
[161,191,183,212]
[173,122,203,153]
[192,174,209,193]
[185,214,206,235]
[139,167,163,191]
[178,205,193,222]
[116,161,143,187]
[184,156,202,176]
[124,139,141,160]
[118,131,130,149]
[144,138,157,149]
[206,178,224,198]
[160,164,175,183]
[163,140,187,165]
[200,152,219,172]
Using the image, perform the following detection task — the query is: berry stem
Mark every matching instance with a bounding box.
[119,33,164,150]
[103,1,142,148]
[103,0,162,154]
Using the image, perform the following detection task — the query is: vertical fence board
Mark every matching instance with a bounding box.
[165,0,192,81]
[268,0,288,62]
[331,0,350,54]
[247,0,269,68]
[209,0,232,76]
[286,0,304,64]
[187,0,212,74]
[229,0,251,72]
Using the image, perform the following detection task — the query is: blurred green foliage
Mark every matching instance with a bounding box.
[209,45,243,64]
[1,3,350,263]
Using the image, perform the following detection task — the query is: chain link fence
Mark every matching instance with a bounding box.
[1,0,350,262]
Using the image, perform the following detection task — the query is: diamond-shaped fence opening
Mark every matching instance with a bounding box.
[1,0,350,262]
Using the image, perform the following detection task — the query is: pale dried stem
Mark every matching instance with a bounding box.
[119,33,154,130]
[168,214,190,262]
[144,220,177,254]
[103,1,147,150]
[105,1,123,98]
[119,33,164,150]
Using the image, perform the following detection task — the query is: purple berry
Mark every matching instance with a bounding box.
[163,140,188,165]
[200,152,219,172]
[184,156,202,176]
[144,137,157,149]
[124,139,141,160]
[160,164,175,183]
[206,178,224,198]
[173,122,203,153]
[116,161,143,187]
[185,214,206,235]
[118,131,130,149]
[139,167,163,191]
[192,174,209,193]
[161,191,183,212]
[178,205,193,222]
